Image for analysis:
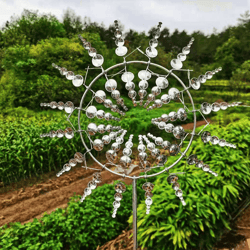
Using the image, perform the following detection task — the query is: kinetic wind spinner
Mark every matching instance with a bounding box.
[40,21,242,249]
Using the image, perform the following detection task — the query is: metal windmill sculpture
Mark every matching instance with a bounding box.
[40,21,243,249]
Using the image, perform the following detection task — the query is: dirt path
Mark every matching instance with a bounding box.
[182,118,211,131]
[0,162,143,228]
[213,204,250,250]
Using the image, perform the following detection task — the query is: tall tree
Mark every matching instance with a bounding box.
[62,8,84,37]
[214,33,240,79]
[0,9,66,48]
[237,10,250,25]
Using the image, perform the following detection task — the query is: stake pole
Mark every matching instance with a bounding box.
[132,177,138,250]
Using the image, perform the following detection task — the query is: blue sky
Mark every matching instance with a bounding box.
[0,0,249,35]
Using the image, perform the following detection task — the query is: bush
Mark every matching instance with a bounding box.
[230,60,250,83]
[128,117,250,250]
[229,60,250,100]
[0,208,66,249]
[0,33,108,111]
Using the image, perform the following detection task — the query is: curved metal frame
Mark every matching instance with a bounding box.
[78,60,197,180]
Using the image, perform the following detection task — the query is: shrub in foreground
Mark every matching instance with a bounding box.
[129,118,250,250]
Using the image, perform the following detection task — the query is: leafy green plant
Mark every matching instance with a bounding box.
[230,60,250,83]
[128,117,250,250]
[0,109,83,185]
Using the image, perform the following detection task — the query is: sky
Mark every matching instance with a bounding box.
[0,0,249,35]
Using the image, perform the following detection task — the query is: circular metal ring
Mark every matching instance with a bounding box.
[78,60,196,180]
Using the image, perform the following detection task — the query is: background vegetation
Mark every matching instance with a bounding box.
[0,9,250,111]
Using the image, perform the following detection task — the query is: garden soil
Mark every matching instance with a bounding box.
[0,162,143,228]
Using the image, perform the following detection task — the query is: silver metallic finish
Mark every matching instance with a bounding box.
[132,177,138,250]
[78,60,197,180]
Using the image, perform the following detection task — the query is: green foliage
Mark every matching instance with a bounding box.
[0,70,20,108]
[195,90,249,102]
[128,118,250,250]
[203,80,230,87]
[62,182,134,249]
[0,9,250,84]
[231,60,250,82]
[0,209,66,249]
[0,32,108,110]
[0,9,66,48]
[229,60,250,99]
[0,109,84,185]
[187,79,250,105]
[212,106,250,127]
[62,8,84,37]
[187,31,217,66]
[214,35,240,79]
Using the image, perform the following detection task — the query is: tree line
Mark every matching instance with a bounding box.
[0,8,249,111]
